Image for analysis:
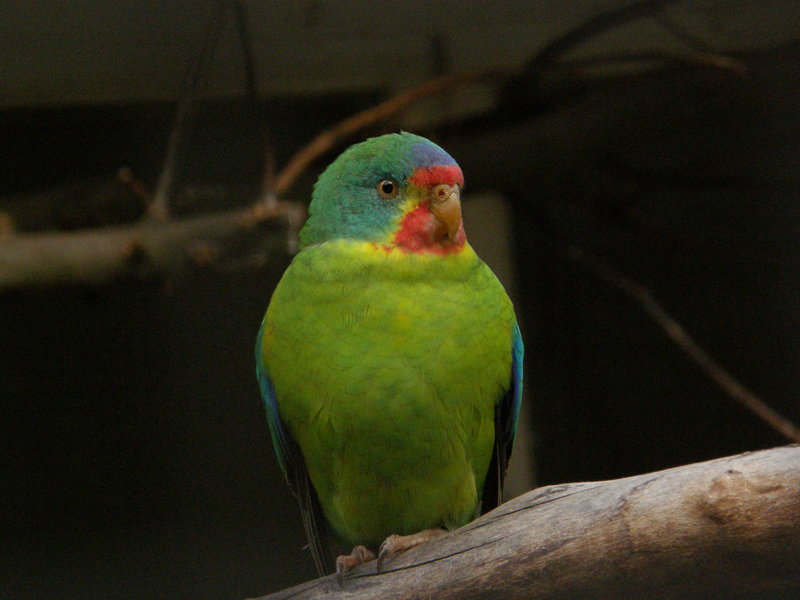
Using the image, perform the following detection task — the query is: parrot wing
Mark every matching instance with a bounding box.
[255,321,329,576]
[481,322,524,513]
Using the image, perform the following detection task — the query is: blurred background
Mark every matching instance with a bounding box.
[2,1,799,598]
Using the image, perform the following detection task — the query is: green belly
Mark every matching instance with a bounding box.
[264,241,514,547]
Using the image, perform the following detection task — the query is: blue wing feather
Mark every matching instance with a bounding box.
[255,319,291,480]
[481,322,524,513]
[508,322,524,446]
[255,317,329,575]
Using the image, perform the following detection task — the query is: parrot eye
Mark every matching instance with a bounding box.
[377,179,399,199]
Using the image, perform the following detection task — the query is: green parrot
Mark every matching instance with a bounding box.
[255,132,523,583]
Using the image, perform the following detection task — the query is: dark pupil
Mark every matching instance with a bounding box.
[381,181,394,194]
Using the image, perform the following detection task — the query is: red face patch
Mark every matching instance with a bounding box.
[393,204,466,255]
[407,165,464,188]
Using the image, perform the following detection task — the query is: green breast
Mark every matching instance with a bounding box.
[262,240,515,547]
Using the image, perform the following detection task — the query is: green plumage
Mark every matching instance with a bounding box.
[262,241,513,547]
[256,132,522,573]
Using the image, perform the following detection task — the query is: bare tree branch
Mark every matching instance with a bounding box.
[149,0,229,221]
[570,246,800,443]
[116,167,151,204]
[0,212,14,238]
[271,44,742,197]
[256,445,800,600]
[555,50,745,75]
[231,0,258,101]
[272,70,508,196]
[653,12,717,53]
[0,36,744,292]
[524,0,684,71]
[0,201,301,291]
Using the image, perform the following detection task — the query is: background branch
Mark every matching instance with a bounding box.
[554,50,745,74]
[231,0,258,102]
[0,45,746,293]
[258,445,800,600]
[148,0,228,221]
[524,0,683,70]
[272,70,507,196]
[0,201,299,291]
[0,4,747,292]
[271,41,743,198]
[570,246,800,443]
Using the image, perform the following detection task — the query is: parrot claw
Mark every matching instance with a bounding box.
[335,545,375,587]
[376,528,447,572]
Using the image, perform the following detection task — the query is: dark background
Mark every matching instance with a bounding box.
[2,2,799,598]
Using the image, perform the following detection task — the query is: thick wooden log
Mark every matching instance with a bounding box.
[257,445,800,600]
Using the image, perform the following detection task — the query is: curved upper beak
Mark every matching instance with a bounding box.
[428,184,461,241]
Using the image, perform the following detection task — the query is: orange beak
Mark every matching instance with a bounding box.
[428,184,461,241]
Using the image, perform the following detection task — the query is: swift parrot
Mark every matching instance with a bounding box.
[255,132,523,583]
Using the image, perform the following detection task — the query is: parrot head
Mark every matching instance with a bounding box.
[299,132,465,254]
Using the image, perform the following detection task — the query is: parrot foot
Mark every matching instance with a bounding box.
[335,545,375,587]
[376,528,447,572]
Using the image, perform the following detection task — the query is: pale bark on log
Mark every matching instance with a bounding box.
[257,445,800,600]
